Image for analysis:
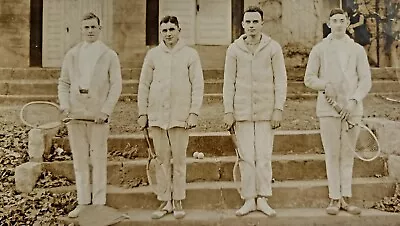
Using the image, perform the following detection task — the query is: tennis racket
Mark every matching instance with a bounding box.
[143,127,168,195]
[229,126,258,193]
[378,93,400,103]
[378,67,400,103]
[324,96,381,162]
[19,101,96,129]
[229,127,242,193]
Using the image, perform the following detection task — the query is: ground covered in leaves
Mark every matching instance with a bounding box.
[1,95,400,224]
[0,122,77,225]
[373,183,400,213]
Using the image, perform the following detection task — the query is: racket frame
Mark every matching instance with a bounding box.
[229,127,242,193]
[229,126,258,193]
[20,101,96,129]
[324,95,381,161]
[143,127,168,195]
[378,95,400,103]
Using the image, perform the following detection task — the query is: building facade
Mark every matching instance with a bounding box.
[0,0,395,69]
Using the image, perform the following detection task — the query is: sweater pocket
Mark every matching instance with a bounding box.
[172,96,191,122]
[233,96,250,120]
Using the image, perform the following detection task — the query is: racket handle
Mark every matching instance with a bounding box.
[322,92,343,114]
[63,118,108,123]
[143,128,153,149]
[229,126,235,135]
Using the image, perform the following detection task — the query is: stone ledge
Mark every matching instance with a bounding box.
[50,130,323,157]
[41,153,387,184]
[388,155,400,181]
[0,67,397,81]
[15,162,42,193]
[363,118,400,155]
[42,177,395,210]
[59,208,400,226]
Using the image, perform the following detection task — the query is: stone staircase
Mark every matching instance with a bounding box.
[0,67,398,104]
[36,130,397,225]
[2,66,399,224]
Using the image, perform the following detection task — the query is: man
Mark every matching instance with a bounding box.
[137,15,204,219]
[223,6,287,217]
[58,12,122,218]
[304,8,371,215]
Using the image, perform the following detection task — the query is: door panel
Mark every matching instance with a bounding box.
[42,0,66,67]
[159,0,196,45]
[196,0,231,45]
[42,0,113,67]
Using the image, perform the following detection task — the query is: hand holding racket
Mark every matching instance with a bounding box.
[20,101,96,130]
[229,127,242,193]
[143,127,168,195]
[324,94,381,162]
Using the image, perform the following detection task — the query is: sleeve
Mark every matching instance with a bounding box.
[271,43,287,111]
[304,45,328,91]
[223,45,237,114]
[101,51,123,116]
[350,46,372,102]
[57,54,71,111]
[188,51,204,115]
[137,50,154,116]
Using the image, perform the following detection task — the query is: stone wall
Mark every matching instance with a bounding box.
[243,0,341,67]
[244,0,339,47]
[0,0,30,67]
[0,0,396,68]
[244,0,398,68]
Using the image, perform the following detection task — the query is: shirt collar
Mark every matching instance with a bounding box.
[82,40,100,49]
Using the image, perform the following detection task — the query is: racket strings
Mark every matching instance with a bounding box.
[355,128,379,154]
[147,157,169,195]
[144,128,169,195]
[20,102,62,128]
[147,159,158,183]
[346,124,381,162]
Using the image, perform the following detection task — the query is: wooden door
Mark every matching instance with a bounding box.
[42,0,66,67]
[159,0,196,45]
[42,0,113,67]
[196,0,231,45]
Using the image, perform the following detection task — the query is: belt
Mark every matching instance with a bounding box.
[79,89,89,94]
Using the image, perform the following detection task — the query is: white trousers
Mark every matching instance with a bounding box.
[319,116,361,199]
[67,122,109,205]
[151,126,189,201]
[235,121,274,200]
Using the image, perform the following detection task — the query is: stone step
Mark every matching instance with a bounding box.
[0,93,311,105]
[42,154,387,184]
[0,91,398,105]
[0,79,221,95]
[44,177,394,210]
[0,67,397,81]
[59,208,400,226]
[52,130,323,156]
[1,79,399,96]
[0,93,221,104]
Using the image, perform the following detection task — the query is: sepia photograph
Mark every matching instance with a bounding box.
[0,0,399,225]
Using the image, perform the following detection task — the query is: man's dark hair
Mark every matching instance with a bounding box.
[82,12,101,26]
[329,8,347,18]
[160,15,180,28]
[244,5,264,20]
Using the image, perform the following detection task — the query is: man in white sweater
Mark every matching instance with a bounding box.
[304,8,372,215]
[58,12,122,218]
[137,15,204,219]
[223,6,287,217]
